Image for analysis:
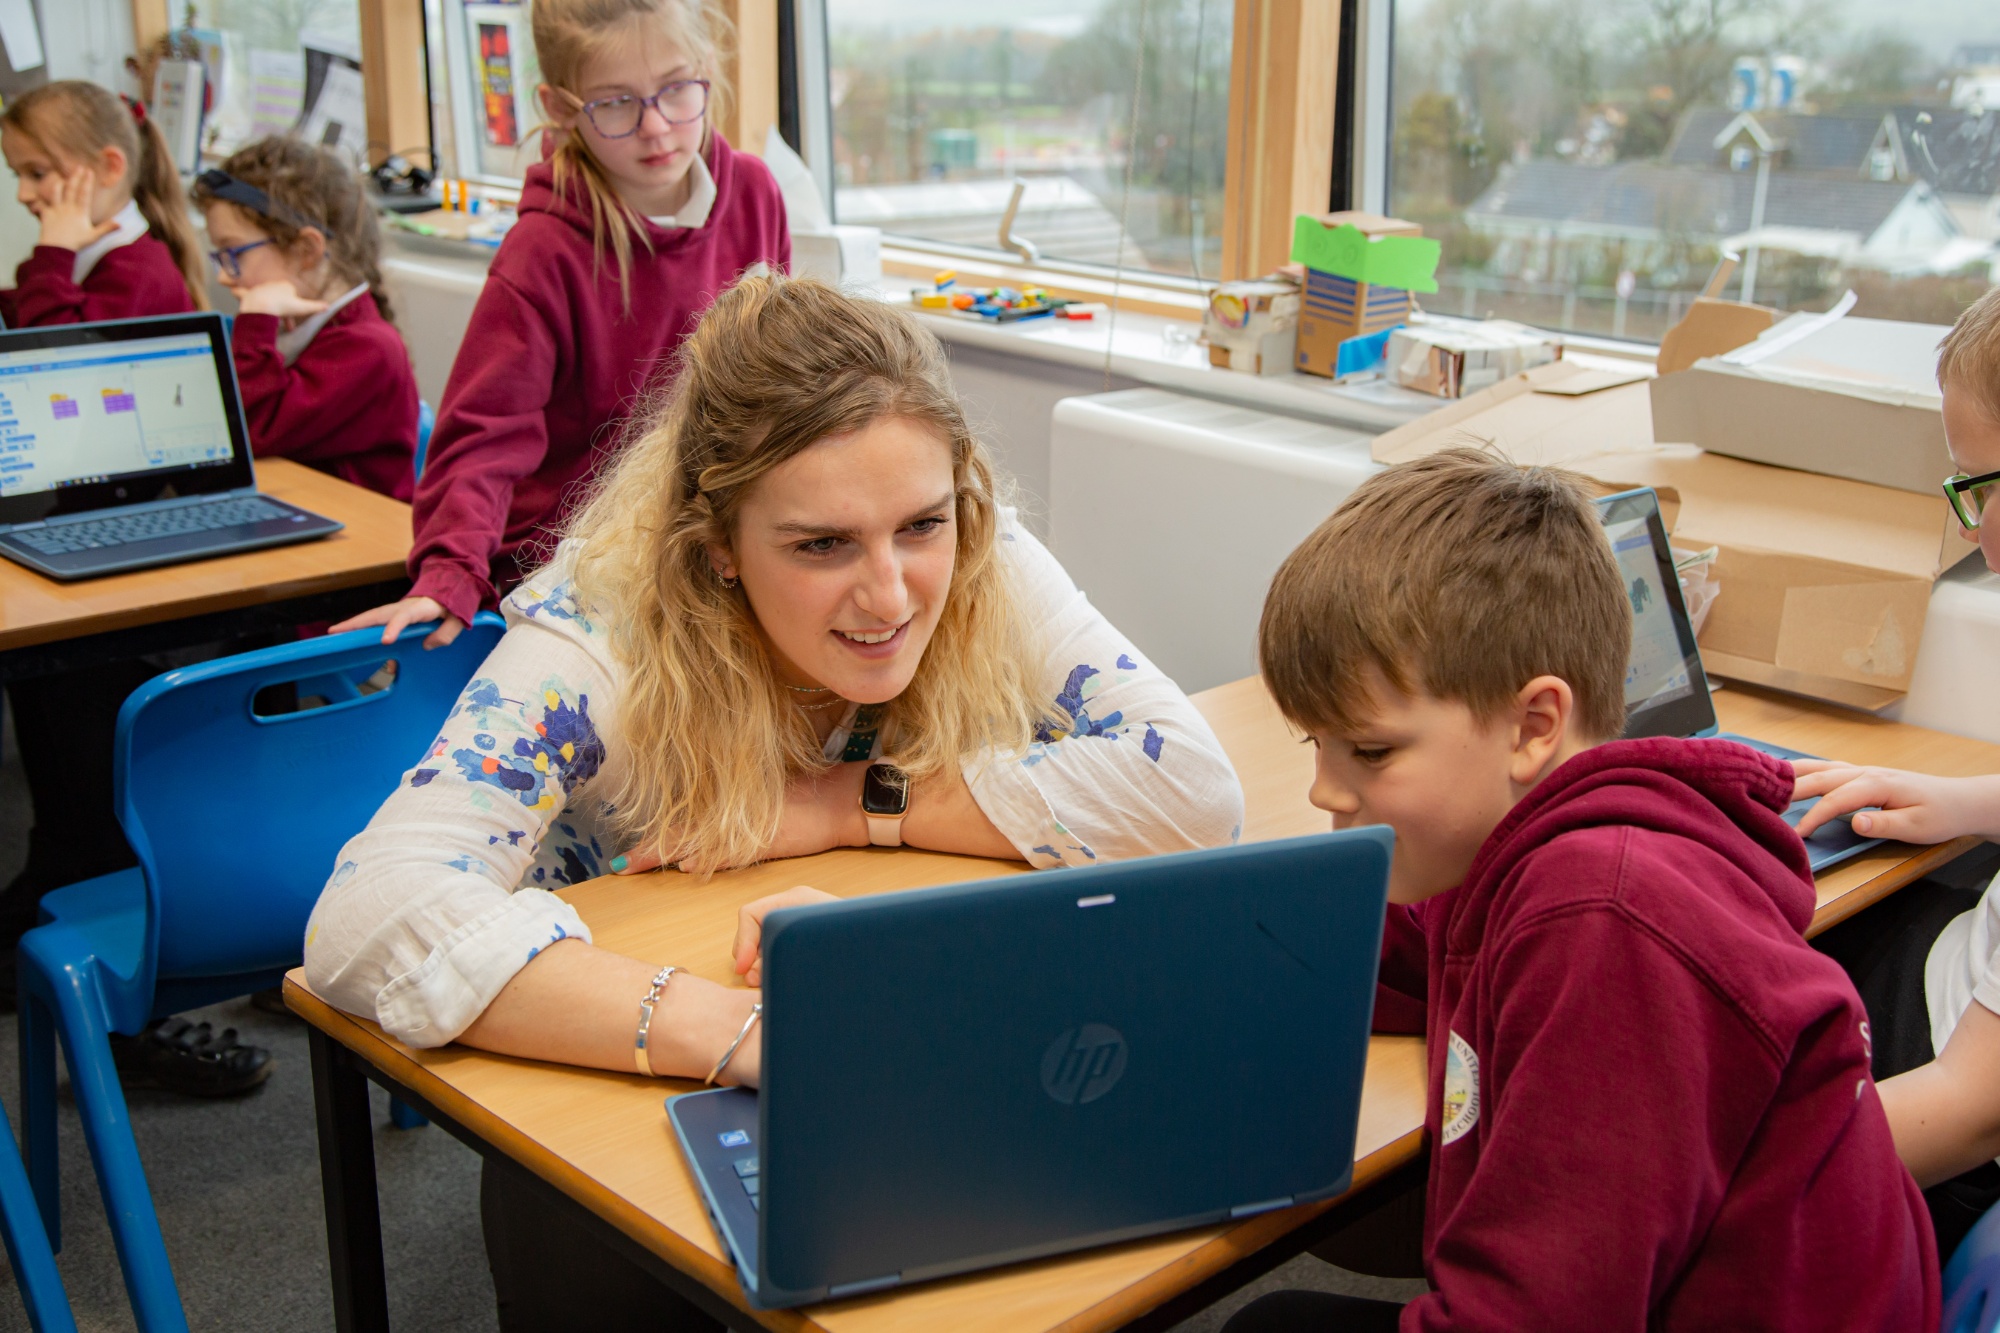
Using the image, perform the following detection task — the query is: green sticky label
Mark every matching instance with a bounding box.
[1290,218,1441,293]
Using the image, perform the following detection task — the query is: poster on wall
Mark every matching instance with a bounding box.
[297,35,365,163]
[476,22,518,147]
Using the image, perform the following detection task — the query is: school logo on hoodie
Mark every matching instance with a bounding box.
[1441,1030,1480,1145]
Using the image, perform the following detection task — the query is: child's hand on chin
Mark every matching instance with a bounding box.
[236,280,330,319]
[37,166,117,252]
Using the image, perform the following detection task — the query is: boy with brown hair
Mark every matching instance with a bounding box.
[1226,448,1936,1332]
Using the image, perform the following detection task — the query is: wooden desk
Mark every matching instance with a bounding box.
[0,459,411,682]
[293,673,2000,1332]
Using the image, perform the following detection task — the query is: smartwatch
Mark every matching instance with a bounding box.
[860,763,910,847]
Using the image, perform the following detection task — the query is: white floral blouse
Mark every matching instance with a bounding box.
[303,513,1246,1048]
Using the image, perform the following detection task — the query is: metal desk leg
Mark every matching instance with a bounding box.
[310,1028,391,1333]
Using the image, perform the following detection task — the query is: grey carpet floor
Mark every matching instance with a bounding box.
[0,695,1424,1332]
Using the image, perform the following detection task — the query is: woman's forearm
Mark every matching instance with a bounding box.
[458,937,763,1084]
[1880,999,2000,1187]
[905,768,1022,861]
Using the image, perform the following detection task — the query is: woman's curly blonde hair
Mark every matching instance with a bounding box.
[560,275,1049,873]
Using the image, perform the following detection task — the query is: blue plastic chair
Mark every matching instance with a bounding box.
[0,1101,73,1332]
[16,615,504,1333]
[1947,1201,2000,1333]
[414,399,435,481]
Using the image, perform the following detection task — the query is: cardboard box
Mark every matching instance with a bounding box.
[1373,360,1978,709]
[1385,320,1562,398]
[1649,310,1953,496]
[1206,279,1300,376]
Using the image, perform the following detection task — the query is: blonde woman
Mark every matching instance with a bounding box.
[306,277,1242,1326]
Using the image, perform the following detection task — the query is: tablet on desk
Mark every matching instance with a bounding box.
[0,312,341,581]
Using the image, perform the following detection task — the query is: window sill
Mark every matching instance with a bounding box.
[878,242,1210,322]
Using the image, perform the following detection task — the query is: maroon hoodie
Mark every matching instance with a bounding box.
[1375,737,1937,1332]
[232,294,417,502]
[407,133,789,623]
[1,236,195,327]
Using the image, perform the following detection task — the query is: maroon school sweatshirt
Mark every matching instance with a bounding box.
[407,133,790,623]
[1376,737,1937,1332]
[231,295,417,502]
[1,237,195,327]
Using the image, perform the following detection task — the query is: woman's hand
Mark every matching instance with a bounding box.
[1790,760,2000,842]
[37,166,116,252]
[733,886,839,987]
[329,597,465,649]
[235,279,329,319]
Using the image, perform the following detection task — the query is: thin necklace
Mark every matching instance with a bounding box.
[793,695,848,712]
[786,683,831,693]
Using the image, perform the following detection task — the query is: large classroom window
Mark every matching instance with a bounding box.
[1385,0,1999,337]
[823,0,1233,280]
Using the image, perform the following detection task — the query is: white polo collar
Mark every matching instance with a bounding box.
[643,153,716,230]
[275,283,369,365]
[72,201,150,284]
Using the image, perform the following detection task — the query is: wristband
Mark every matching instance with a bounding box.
[633,965,681,1076]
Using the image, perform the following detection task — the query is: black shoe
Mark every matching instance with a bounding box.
[110,1017,273,1098]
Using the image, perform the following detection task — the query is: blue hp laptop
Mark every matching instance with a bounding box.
[0,312,341,580]
[668,828,1393,1309]
[1599,487,1881,872]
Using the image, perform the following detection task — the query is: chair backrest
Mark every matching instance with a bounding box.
[111,615,505,1004]
[1944,1199,2000,1333]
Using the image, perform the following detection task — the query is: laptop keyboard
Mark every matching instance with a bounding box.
[734,1154,760,1210]
[11,496,294,555]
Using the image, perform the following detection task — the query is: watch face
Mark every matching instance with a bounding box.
[861,763,910,816]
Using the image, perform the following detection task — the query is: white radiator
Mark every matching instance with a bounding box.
[1049,389,1381,694]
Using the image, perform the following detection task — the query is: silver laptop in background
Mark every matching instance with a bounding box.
[0,312,341,581]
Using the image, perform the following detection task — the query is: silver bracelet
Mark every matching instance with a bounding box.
[633,965,681,1076]
[706,1003,764,1085]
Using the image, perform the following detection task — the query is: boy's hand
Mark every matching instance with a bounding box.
[235,280,329,319]
[1790,760,2000,843]
[37,166,116,252]
[732,886,839,987]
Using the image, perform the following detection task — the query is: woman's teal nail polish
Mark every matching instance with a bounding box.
[611,855,628,872]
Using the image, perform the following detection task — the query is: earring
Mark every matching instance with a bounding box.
[715,567,739,590]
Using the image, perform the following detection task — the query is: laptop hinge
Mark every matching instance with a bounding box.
[1229,1196,1295,1219]
[827,1275,901,1299]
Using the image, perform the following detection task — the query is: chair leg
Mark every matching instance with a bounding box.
[19,934,188,1333]
[0,1095,77,1333]
[19,989,60,1251]
[387,1096,428,1130]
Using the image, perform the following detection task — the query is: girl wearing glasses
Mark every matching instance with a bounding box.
[0,80,205,326]
[192,138,418,502]
[331,0,790,650]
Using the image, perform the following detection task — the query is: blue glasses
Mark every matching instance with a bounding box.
[575,79,711,138]
[208,239,272,279]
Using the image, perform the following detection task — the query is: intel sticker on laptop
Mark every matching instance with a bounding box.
[718,1129,751,1148]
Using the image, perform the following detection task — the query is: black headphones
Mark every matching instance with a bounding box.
[368,153,437,198]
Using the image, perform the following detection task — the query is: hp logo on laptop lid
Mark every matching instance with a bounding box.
[1040,1024,1128,1105]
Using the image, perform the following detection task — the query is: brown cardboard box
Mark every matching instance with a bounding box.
[1373,360,1978,709]
[1649,311,1953,496]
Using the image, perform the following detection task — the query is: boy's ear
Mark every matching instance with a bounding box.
[1509,675,1575,786]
